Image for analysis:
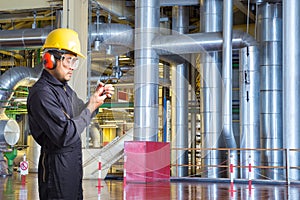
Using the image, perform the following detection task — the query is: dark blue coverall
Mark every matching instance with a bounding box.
[27,70,94,200]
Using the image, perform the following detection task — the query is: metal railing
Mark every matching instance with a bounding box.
[171,147,300,184]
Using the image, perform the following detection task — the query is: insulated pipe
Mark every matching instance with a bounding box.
[222,0,238,178]
[0,64,43,115]
[239,46,260,179]
[152,30,257,55]
[133,0,160,141]
[199,0,223,178]
[160,0,199,6]
[0,23,133,50]
[0,27,257,57]
[0,64,42,148]
[257,3,283,180]
[90,23,133,49]
[171,6,189,177]
[92,0,135,23]
[0,28,51,48]
[283,0,300,181]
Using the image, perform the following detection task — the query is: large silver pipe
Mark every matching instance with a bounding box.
[222,0,238,178]
[0,63,43,115]
[152,30,257,55]
[0,28,51,48]
[199,0,223,178]
[0,23,133,50]
[90,23,133,49]
[257,3,283,180]
[283,0,300,181]
[239,46,260,179]
[0,27,257,57]
[171,6,189,177]
[133,0,160,141]
[92,0,135,23]
[160,0,199,6]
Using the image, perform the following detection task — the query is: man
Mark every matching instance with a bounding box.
[27,28,114,200]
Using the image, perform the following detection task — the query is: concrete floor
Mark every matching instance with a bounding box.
[1,172,300,199]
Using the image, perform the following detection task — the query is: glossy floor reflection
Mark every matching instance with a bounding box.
[1,173,300,199]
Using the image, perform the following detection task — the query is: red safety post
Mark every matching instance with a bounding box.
[248,155,253,196]
[97,156,103,199]
[228,153,236,197]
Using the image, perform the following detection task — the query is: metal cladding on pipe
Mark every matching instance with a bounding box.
[160,0,199,6]
[93,0,135,23]
[0,64,43,115]
[90,23,133,48]
[0,24,132,50]
[171,6,189,177]
[239,46,260,179]
[0,28,51,48]
[134,0,160,141]
[222,0,238,178]
[283,0,300,181]
[200,0,223,32]
[199,0,223,179]
[0,63,42,146]
[152,30,257,55]
[257,3,283,180]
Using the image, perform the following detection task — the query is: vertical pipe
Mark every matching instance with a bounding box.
[222,0,238,178]
[199,0,223,178]
[172,6,189,177]
[257,3,283,180]
[55,10,63,28]
[134,0,160,141]
[283,0,300,181]
[239,46,260,179]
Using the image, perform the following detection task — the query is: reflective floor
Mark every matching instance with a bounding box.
[1,173,300,199]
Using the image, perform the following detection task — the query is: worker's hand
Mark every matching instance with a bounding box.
[95,81,115,98]
[87,82,115,113]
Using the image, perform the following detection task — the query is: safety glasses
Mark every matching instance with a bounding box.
[60,55,79,70]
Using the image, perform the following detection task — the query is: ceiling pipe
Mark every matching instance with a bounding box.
[0,28,51,48]
[90,23,133,49]
[160,0,199,6]
[152,30,257,55]
[0,26,256,57]
[91,0,135,23]
[0,23,133,50]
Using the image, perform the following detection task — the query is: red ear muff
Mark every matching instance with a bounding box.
[43,52,56,69]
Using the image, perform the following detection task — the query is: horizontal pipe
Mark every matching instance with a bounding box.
[152,30,258,55]
[160,0,199,6]
[0,28,52,49]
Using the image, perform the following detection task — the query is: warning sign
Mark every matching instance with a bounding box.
[20,161,29,175]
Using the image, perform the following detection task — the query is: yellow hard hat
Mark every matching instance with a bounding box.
[43,28,85,58]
